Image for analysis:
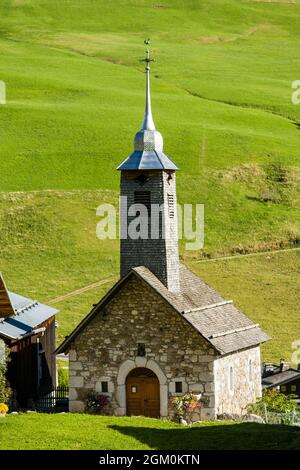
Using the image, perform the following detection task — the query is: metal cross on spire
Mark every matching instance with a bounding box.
[141,39,156,131]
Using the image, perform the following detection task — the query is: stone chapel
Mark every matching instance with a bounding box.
[57,43,270,420]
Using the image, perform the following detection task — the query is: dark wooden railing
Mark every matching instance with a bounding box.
[34,386,69,412]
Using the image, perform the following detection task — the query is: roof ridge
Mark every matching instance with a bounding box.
[14,300,39,316]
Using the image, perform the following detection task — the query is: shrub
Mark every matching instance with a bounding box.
[85,392,110,414]
[248,389,297,415]
[0,348,11,404]
[172,393,201,422]
[58,367,69,388]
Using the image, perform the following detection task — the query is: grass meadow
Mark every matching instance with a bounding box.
[0,414,300,450]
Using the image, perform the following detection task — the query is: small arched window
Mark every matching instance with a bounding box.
[229,366,234,392]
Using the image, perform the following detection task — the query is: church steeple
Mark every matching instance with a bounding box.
[117,40,178,171]
[118,41,180,293]
[141,39,155,131]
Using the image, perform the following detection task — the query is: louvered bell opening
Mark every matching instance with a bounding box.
[134,191,151,217]
[167,193,175,218]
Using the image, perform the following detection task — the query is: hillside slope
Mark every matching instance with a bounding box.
[0,1,299,253]
[0,0,300,187]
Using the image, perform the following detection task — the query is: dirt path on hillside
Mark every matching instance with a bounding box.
[196,246,300,263]
[47,276,117,305]
[48,247,300,305]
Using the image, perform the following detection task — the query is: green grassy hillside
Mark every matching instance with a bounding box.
[0,190,299,362]
[0,1,299,362]
[1,0,300,182]
[0,0,300,251]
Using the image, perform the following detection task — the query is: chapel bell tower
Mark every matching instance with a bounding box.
[117,40,180,293]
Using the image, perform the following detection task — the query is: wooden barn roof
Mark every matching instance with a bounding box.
[0,273,58,341]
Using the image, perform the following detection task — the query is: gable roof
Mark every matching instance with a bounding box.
[262,369,300,388]
[0,274,58,341]
[56,264,270,355]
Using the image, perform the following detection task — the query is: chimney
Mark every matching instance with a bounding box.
[280,358,290,372]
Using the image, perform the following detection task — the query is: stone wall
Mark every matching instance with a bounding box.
[68,275,216,418]
[214,346,262,416]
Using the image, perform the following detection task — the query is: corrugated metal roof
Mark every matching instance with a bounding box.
[0,290,58,340]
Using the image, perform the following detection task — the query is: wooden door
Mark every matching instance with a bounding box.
[126,368,160,418]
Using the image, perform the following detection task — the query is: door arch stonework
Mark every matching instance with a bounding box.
[116,358,168,417]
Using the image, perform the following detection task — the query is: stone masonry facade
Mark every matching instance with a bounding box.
[120,170,180,292]
[214,347,262,416]
[68,276,261,420]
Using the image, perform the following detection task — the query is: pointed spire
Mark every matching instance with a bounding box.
[141,39,155,131]
[117,40,178,171]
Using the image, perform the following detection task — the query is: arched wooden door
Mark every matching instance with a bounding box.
[126,368,160,418]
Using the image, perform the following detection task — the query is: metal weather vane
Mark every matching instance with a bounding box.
[140,39,156,131]
[142,38,155,72]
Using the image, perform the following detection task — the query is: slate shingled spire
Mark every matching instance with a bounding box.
[117,40,178,171]
[118,41,180,292]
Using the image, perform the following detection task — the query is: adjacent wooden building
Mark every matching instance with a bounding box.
[0,273,58,407]
[262,360,300,405]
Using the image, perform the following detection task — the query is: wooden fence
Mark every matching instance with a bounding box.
[34,386,69,412]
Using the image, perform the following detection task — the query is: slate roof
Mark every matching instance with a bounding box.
[56,264,270,355]
[262,369,300,388]
[0,273,58,341]
[117,150,178,171]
